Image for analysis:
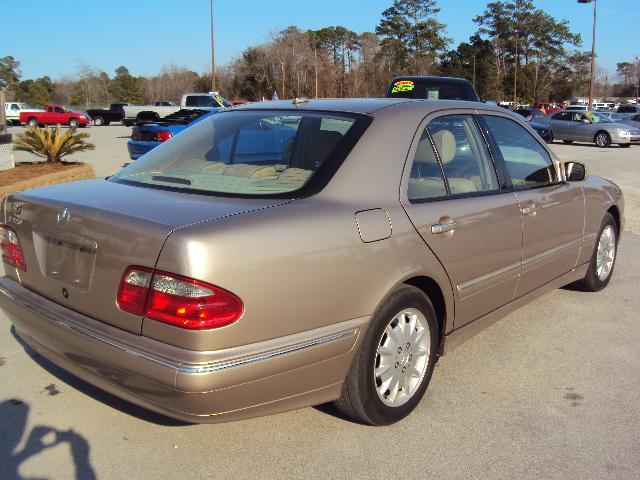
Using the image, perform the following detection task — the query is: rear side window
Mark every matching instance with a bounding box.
[552,112,572,121]
[408,114,499,200]
[483,116,556,188]
[185,96,215,107]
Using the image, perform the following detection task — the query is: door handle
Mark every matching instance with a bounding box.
[431,219,459,234]
[520,203,539,216]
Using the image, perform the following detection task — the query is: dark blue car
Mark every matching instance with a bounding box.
[127,109,217,160]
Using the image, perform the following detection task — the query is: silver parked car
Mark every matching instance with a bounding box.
[537,111,640,147]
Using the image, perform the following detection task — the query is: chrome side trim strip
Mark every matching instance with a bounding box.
[177,331,355,374]
[457,262,521,296]
[522,238,582,267]
[0,279,357,375]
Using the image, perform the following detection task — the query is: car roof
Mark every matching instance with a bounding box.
[229,98,499,116]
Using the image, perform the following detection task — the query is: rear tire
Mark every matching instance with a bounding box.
[27,117,38,127]
[93,116,104,126]
[334,285,438,425]
[573,213,617,292]
[594,131,611,148]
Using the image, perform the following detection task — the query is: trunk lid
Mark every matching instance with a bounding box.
[3,179,289,333]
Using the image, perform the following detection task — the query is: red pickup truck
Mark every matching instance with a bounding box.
[20,105,90,128]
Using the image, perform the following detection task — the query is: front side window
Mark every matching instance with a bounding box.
[408,114,499,200]
[483,115,556,188]
[110,110,368,197]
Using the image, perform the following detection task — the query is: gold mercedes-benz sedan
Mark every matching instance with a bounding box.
[0,98,623,425]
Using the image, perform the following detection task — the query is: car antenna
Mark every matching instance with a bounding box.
[292,97,309,105]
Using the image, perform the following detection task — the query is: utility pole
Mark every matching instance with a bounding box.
[210,0,216,92]
[472,55,476,89]
[513,36,518,108]
[578,0,596,110]
[0,90,6,133]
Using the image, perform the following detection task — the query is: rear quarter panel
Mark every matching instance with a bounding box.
[145,199,453,351]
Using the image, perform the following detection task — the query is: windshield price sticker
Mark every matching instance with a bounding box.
[391,80,415,94]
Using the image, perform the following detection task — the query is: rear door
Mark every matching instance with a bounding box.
[481,114,584,297]
[549,112,573,138]
[401,111,522,328]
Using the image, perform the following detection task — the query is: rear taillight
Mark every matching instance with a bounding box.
[156,130,173,142]
[117,267,243,330]
[0,225,26,271]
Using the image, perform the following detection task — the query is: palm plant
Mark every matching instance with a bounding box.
[13,125,95,163]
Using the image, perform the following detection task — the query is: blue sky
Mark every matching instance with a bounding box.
[4,0,638,81]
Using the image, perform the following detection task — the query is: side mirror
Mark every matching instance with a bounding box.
[564,162,587,182]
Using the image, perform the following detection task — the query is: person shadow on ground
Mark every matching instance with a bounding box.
[0,399,96,480]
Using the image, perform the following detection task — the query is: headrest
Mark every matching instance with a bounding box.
[414,137,439,165]
[431,130,456,164]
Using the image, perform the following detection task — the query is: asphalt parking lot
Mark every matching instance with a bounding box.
[1,124,639,479]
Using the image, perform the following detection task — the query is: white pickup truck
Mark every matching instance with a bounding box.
[122,93,231,126]
[4,102,44,125]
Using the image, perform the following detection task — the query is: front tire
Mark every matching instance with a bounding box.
[546,132,554,144]
[68,118,79,128]
[574,213,617,292]
[334,285,438,425]
[595,131,611,148]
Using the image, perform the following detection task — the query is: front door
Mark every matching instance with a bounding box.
[481,114,584,297]
[401,112,522,329]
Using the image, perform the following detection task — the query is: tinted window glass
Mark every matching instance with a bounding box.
[483,115,556,188]
[110,110,366,197]
[185,96,215,107]
[387,78,477,101]
[552,112,572,121]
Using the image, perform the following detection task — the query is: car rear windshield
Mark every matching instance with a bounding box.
[110,109,370,197]
[386,78,477,101]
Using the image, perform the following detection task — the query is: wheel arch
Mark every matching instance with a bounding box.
[607,205,621,239]
[402,275,448,353]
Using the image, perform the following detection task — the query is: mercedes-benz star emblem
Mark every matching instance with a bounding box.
[57,207,71,229]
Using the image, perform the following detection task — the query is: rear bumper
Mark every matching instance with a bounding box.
[0,276,364,423]
[127,140,157,160]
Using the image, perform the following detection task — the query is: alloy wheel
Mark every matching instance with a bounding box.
[596,225,616,281]
[374,308,430,407]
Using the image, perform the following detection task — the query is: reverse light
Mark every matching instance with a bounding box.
[156,130,173,142]
[117,267,243,330]
[0,225,26,271]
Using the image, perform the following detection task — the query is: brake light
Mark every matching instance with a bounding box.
[0,225,26,271]
[156,130,173,142]
[117,267,243,330]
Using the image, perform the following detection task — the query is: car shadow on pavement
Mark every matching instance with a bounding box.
[0,398,97,480]
[10,326,188,427]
